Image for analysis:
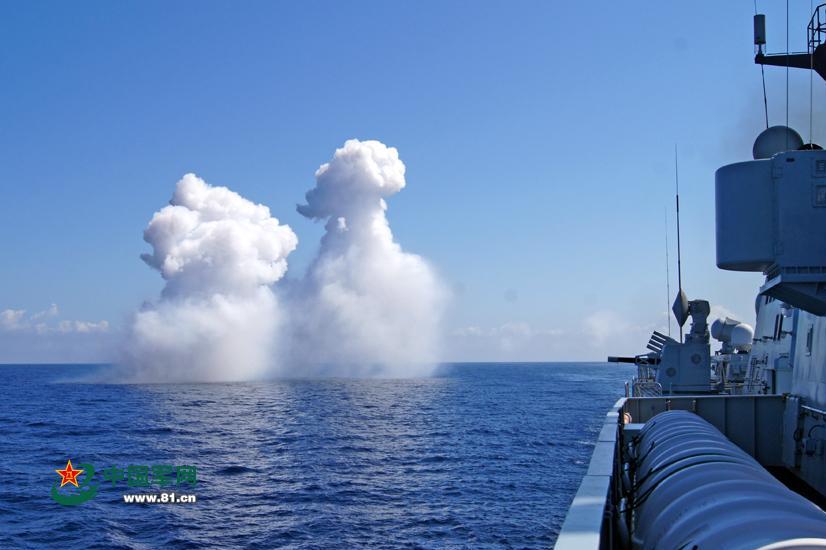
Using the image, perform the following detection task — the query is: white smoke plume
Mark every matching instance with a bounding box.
[120,173,298,382]
[284,139,446,377]
[119,141,444,381]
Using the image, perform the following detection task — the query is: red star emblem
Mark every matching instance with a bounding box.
[55,459,84,488]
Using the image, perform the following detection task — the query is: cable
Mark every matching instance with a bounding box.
[762,64,770,129]
[808,424,826,437]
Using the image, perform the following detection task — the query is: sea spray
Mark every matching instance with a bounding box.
[283,139,447,377]
[121,140,445,381]
[121,173,297,382]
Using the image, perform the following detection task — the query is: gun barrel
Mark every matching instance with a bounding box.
[607,356,638,364]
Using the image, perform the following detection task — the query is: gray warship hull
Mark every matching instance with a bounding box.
[555,7,826,548]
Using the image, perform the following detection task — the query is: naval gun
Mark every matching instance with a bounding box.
[609,295,713,394]
[656,298,711,393]
[609,301,759,395]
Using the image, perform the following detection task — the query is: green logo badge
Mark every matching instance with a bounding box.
[50,459,197,506]
[51,459,98,506]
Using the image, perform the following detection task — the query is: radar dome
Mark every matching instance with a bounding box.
[710,317,754,352]
[730,323,754,352]
[753,125,804,159]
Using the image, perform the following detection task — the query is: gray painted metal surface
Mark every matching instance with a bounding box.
[632,411,826,549]
[558,11,826,548]
[717,150,826,315]
[623,394,785,465]
[554,399,623,550]
[555,395,792,549]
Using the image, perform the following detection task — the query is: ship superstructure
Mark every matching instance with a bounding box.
[556,6,826,549]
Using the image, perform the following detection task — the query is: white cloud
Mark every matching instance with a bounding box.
[447,310,667,362]
[0,306,108,335]
[448,321,567,361]
[30,303,58,321]
[709,304,741,323]
[60,320,110,334]
[583,310,643,345]
[0,305,113,363]
[0,309,26,331]
[446,302,748,363]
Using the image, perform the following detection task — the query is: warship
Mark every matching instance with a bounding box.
[555,6,826,549]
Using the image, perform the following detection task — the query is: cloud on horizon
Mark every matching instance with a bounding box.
[446,309,680,362]
[0,297,753,366]
[0,304,109,335]
[0,304,113,363]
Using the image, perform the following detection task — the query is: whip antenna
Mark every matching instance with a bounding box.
[665,207,672,338]
[673,145,687,343]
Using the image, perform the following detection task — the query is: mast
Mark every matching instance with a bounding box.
[665,207,672,338]
[675,145,684,343]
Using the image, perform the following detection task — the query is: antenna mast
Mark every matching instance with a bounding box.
[675,145,684,343]
[665,207,672,338]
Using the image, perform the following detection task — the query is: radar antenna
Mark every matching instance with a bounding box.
[754,3,826,82]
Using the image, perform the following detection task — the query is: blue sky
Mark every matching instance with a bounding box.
[0,1,820,362]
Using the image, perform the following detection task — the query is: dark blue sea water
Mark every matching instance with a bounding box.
[0,362,633,549]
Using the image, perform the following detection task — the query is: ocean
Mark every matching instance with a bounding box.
[0,362,633,549]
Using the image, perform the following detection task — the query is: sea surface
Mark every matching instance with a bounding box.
[0,362,633,549]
